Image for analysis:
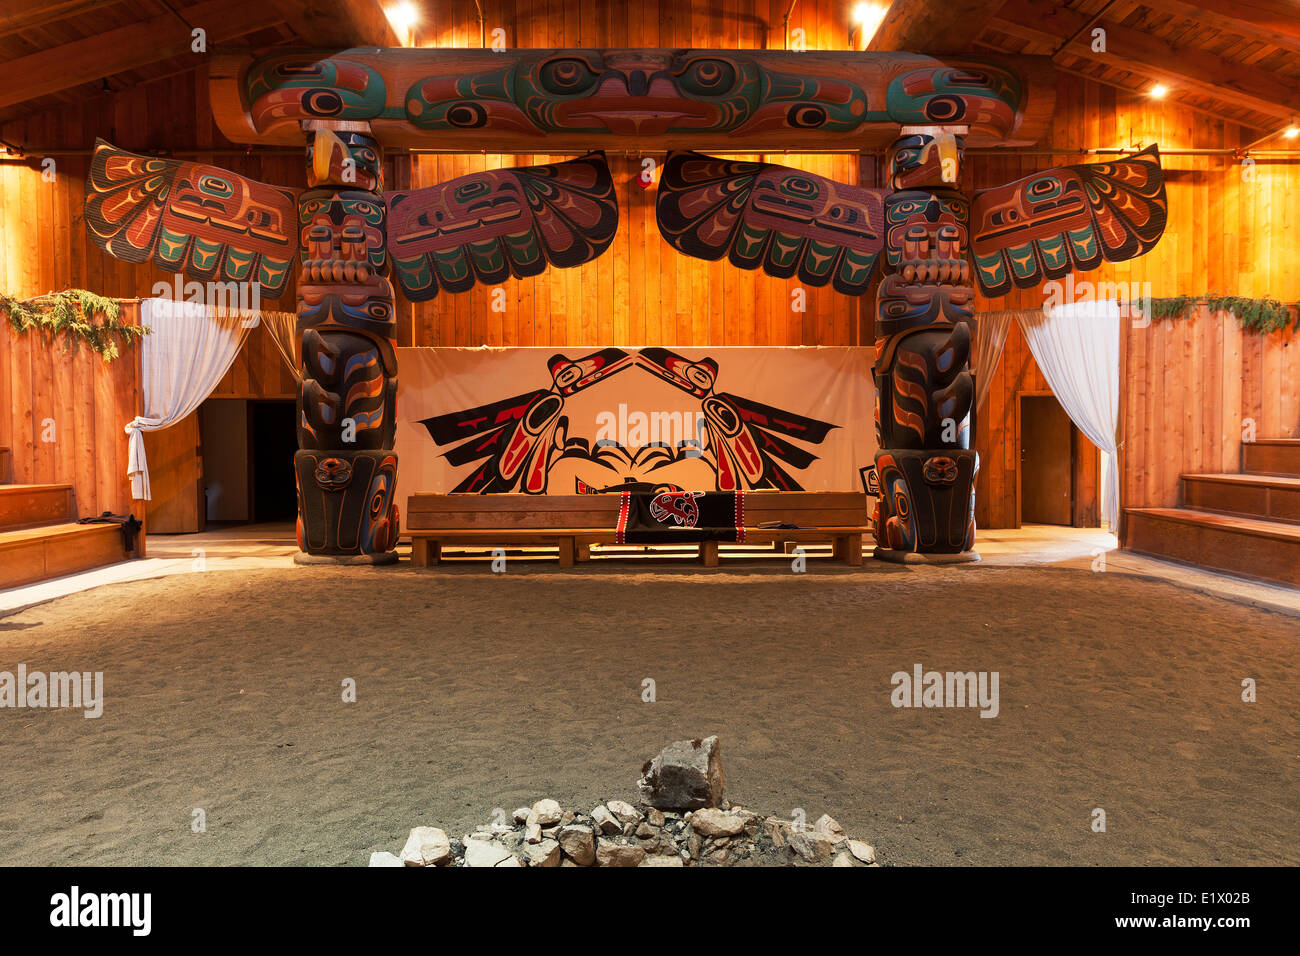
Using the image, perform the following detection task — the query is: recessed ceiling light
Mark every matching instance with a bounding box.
[1149,84,1169,99]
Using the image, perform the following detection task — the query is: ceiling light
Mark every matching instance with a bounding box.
[1284,127,1299,140]
[851,2,889,47]
[1149,84,1169,99]
[386,2,420,35]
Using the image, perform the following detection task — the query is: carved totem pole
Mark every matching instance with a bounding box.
[871,131,978,560]
[84,47,1166,562]
[293,127,401,561]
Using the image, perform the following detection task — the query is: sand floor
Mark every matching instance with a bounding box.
[0,560,1296,866]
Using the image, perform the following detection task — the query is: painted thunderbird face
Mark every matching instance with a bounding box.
[405,50,871,137]
[246,56,386,132]
[884,191,970,268]
[299,190,388,275]
[886,65,1022,132]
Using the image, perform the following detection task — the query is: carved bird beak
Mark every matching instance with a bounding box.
[312,128,348,185]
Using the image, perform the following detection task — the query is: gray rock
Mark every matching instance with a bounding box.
[557,824,596,866]
[529,798,563,827]
[788,830,836,863]
[763,816,791,847]
[646,808,666,827]
[814,814,848,844]
[637,735,725,810]
[833,852,855,867]
[368,851,403,867]
[512,807,531,824]
[522,838,562,867]
[847,839,876,864]
[399,826,452,867]
[688,808,747,837]
[606,800,642,824]
[591,804,622,835]
[639,853,685,867]
[596,839,645,867]
[464,837,513,868]
[524,822,542,844]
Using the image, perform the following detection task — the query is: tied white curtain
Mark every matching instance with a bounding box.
[1018,300,1122,528]
[124,299,254,500]
[971,310,1017,412]
[260,310,302,381]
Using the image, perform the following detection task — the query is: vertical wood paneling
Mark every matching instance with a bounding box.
[0,303,141,518]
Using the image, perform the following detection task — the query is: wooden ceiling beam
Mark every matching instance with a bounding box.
[1139,0,1300,54]
[0,0,127,39]
[867,0,1007,54]
[264,0,398,48]
[1160,0,1300,46]
[0,0,286,110]
[995,0,1300,119]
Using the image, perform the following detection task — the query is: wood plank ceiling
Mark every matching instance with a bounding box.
[1,1,1297,141]
[0,0,396,127]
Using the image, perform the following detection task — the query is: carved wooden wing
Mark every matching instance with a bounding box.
[84,139,298,299]
[385,152,619,302]
[656,151,887,296]
[970,145,1168,297]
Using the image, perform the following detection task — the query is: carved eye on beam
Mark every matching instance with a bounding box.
[539,57,598,95]
[303,88,344,117]
[924,96,965,123]
[679,58,737,95]
[445,102,488,128]
[787,104,829,129]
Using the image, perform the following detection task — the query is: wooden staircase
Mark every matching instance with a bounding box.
[0,462,138,590]
[1126,439,1300,588]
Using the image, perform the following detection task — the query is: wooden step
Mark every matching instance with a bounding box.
[0,483,74,532]
[1181,473,1300,525]
[1242,439,1300,477]
[1125,507,1300,588]
[0,522,132,590]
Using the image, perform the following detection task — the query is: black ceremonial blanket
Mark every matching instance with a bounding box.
[615,491,746,543]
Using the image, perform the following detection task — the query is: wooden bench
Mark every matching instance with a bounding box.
[0,483,141,589]
[406,492,869,567]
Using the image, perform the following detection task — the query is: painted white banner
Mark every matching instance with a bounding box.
[395,346,875,524]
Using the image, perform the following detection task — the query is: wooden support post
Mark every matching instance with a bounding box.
[410,537,436,567]
[840,534,863,566]
[700,540,719,567]
[557,537,575,568]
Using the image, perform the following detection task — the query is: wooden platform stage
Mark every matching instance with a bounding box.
[1126,439,1300,589]
[0,478,139,590]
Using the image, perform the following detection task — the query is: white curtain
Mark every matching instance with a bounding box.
[124,299,254,500]
[260,310,302,381]
[971,310,1017,412]
[1017,300,1122,528]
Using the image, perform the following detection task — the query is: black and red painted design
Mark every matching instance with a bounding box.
[616,490,747,544]
[418,348,839,494]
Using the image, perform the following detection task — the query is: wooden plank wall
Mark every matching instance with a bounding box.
[1121,308,1300,513]
[0,302,141,518]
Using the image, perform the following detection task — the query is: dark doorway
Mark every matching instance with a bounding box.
[1020,394,1073,525]
[249,400,298,522]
